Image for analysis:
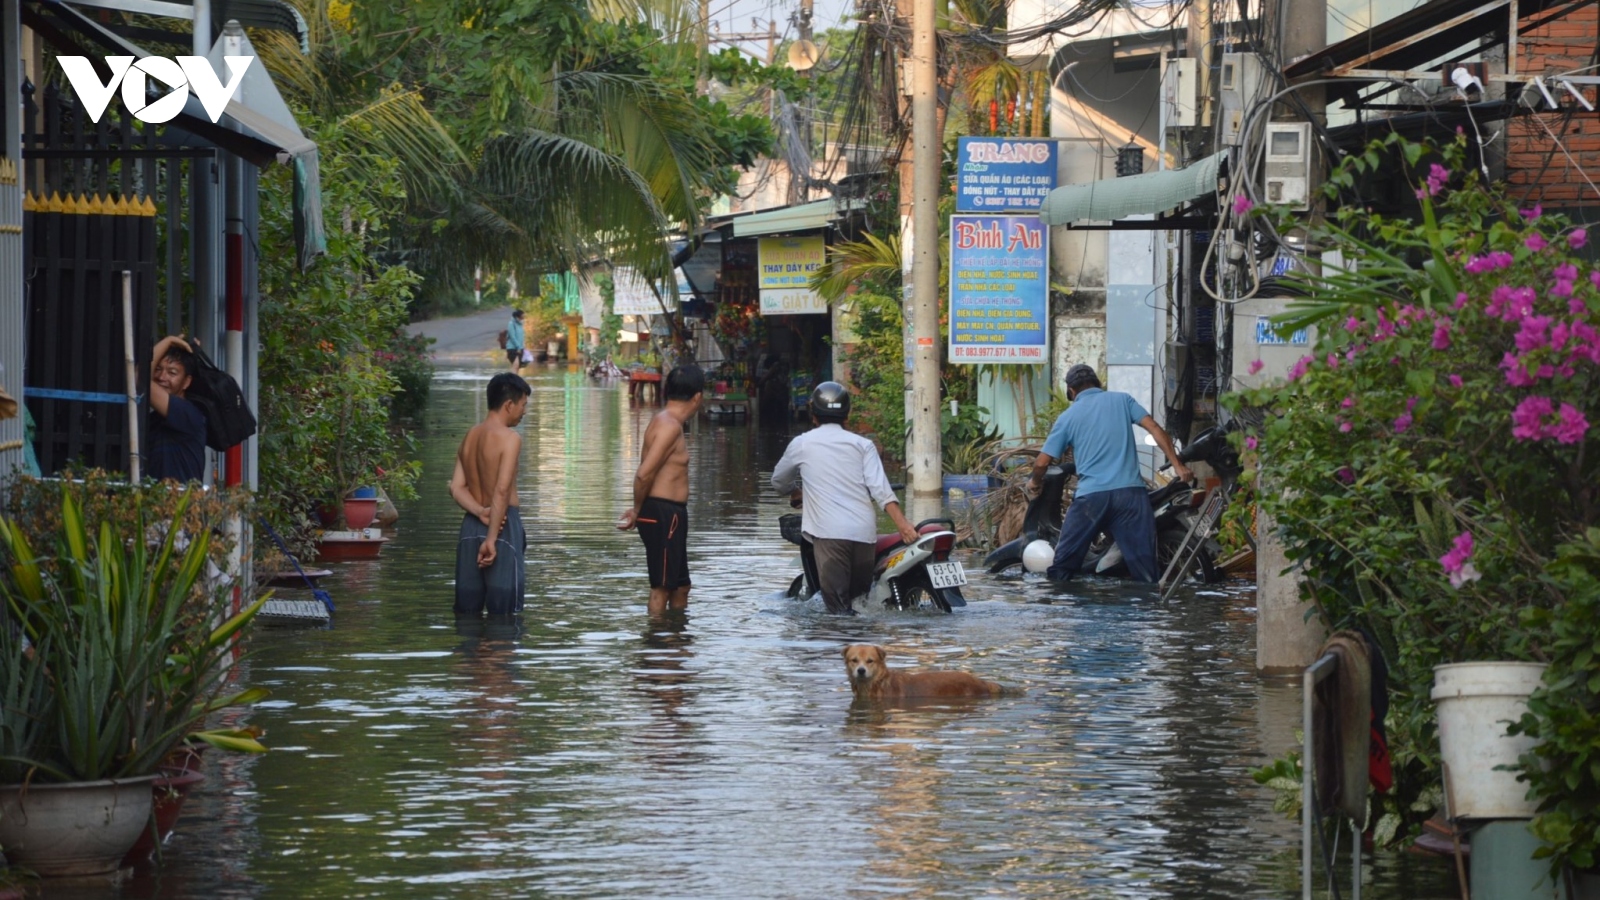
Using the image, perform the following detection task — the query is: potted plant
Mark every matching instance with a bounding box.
[0,490,267,876]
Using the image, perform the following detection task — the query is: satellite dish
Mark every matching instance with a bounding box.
[787,39,822,71]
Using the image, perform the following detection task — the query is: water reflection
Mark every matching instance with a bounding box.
[105,364,1461,899]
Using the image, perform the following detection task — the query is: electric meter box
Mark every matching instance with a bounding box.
[1263,122,1312,210]
[1218,53,1265,146]
[1162,58,1197,128]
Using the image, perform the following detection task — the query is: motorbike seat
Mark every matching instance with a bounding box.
[874,534,905,555]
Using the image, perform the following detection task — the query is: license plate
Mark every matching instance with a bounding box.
[926,561,967,588]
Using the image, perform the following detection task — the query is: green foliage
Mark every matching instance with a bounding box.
[842,291,907,459]
[941,401,1000,474]
[257,123,423,533]
[1029,386,1071,436]
[1234,135,1600,849]
[380,329,436,423]
[1513,529,1600,875]
[0,489,267,783]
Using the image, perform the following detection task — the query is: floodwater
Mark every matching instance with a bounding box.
[104,365,1457,899]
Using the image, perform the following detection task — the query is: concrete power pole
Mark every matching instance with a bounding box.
[1256,0,1328,674]
[696,0,711,95]
[906,0,942,519]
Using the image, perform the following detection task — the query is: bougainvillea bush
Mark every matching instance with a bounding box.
[1235,135,1600,863]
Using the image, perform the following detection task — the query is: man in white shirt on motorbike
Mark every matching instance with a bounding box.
[772,382,920,615]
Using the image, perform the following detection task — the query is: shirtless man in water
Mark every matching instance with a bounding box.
[617,365,704,616]
[449,372,532,616]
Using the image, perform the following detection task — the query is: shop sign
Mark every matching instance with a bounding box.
[758,235,827,314]
[760,288,829,315]
[949,214,1049,364]
[612,266,672,316]
[955,137,1057,212]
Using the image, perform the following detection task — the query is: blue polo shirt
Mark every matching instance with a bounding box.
[1040,388,1149,497]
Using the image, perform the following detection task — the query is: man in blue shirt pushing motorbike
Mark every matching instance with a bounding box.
[1025,364,1192,583]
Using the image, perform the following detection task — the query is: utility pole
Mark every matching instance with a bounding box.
[906,0,941,519]
[1256,0,1327,675]
[696,0,710,95]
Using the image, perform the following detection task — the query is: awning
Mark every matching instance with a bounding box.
[732,198,863,238]
[1038,151,1226,226]
[25,0,325,263]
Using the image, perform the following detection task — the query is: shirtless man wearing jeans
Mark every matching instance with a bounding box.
[449,372,532,616]
[616,365,704,617]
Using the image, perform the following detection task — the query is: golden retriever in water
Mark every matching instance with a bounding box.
[842,644,1008,701]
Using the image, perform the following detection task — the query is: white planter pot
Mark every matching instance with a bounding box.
[0,776,156,876]
[1431,662,1548,820]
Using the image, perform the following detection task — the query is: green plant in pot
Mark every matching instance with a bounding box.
[0,490,268,876]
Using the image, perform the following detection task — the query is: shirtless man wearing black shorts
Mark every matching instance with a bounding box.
[616,365,703,616]
[449,372,531,616]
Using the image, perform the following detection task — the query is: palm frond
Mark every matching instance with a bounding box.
[811,233,902,300]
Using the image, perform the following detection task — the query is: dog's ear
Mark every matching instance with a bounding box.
[873,645,887,664]
[841,644,854,660]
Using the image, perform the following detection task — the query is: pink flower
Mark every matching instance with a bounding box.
[1248,359,1264,375]
[1288,355,1313,381]
[1335,466,1354,483]
[1440,531,1481,588]
[1570,229,1588,249]
[1465,251,1514,275]
[1326,353,1340,369]
[1512,395,1556,440]
[1502,352,1537,386]
[1515,315,1553,352]
[1232,195,1255,216]
[1346,345,1361,362]
[1245,435,1259,451]
[1521,204,1544,220]
[1394,413,1414,434]
[1552,404,1589,444]
[1526,232,1549,252]
[1573,298,1589,316]
[1448,374,1463,388]
[1453,292,1470,310]
[1432,320,1452,350]
[1591,271,1600,290]
[1341,395,1356,409]
[1421,163,1450,197]
[1345,316,1362,333]
[1339,420,1353,433]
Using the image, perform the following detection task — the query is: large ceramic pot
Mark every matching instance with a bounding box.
[0,776,157,876]
[1432,661,1548,819]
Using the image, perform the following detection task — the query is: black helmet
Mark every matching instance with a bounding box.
[810,381,851,422]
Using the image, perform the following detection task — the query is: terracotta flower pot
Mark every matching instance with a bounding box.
[122,769,207,865]
[342,497,378,530]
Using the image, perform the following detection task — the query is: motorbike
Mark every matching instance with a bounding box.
[779,492,968,613]
[984,425,1241,584]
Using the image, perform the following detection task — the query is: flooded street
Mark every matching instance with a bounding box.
[113,365,1456,899]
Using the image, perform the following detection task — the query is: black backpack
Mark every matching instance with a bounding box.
[185,345,257,451]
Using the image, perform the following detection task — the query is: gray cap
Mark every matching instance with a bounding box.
[1065,364,1098,389]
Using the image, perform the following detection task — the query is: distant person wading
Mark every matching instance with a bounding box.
[504,309,527,374]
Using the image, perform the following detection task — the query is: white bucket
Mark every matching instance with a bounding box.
[1431,662,1547,820]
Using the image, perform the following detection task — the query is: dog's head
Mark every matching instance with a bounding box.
[842,644,889,689]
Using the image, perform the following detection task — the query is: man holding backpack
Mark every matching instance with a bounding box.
[148,334,207,483]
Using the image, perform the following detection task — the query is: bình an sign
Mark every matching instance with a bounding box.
[956,138,1057,212]
[948,215,1049,364]
[758,235,827,315]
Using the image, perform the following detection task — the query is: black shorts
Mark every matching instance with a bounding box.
[506,348,522,365]
[637,497,690,590]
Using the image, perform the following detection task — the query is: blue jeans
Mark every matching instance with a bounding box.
[1047,486,1159,583]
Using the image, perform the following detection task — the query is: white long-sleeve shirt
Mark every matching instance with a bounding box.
[771,423,898,544]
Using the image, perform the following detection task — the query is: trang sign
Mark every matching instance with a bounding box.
[956,137,1057,212]
[949,215,1049,363]
[59,56,253,124]
[758,235,827,315]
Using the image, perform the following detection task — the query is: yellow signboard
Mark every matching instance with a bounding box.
[758,235,825,290]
